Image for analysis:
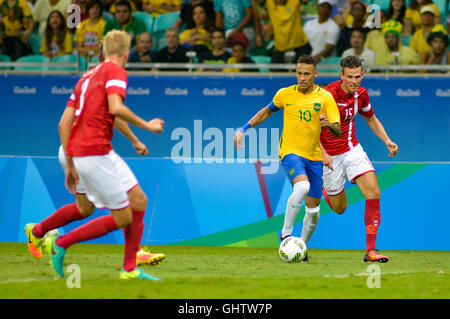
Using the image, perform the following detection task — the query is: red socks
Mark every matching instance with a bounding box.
[122,210,145,272]
[365,199,380,252]
[32,203,85,239]
[322,187,333,210]
[56,215,119,250]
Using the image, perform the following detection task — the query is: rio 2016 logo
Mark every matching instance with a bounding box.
[366,5,381,29]
[66,4,81,29]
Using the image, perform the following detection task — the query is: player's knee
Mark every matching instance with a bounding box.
[333,203,347,214]
[77,202,95,217]
[131,191,148,211]
[115,212,132,228]
[364,188,381,200]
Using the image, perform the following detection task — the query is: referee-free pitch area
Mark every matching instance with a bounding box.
[0,242,448,299]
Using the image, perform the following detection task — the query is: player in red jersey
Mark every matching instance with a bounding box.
[320,56,398,263]
[25,45,165,268]
[27,30,165,280]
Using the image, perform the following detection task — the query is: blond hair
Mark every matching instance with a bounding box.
[102,30,131,57]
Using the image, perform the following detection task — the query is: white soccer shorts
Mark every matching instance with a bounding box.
[59,146,138,210]
[323,143,375,196]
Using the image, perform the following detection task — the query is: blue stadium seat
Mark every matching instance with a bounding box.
[0,54,12,70]
[400,34,412,46]
[50,54,87,71]
[132,12,154,34]
[103,11,114,22]
[318,57,341,73]
[250,55,271,72]
[433,0,449,25]
[152,12,180,50]
[370,0,390,11]
[28,33,42,55]
[15,55,50,71]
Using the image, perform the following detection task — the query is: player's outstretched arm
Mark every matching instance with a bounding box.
[108,94,165,134]
[363,114,398,157]
[114,118,148,156]
[234,106,275,150]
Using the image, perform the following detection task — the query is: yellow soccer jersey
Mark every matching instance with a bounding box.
[273,84,340,161]
[74,18,106,51]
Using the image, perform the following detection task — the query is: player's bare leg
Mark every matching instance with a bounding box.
[324,190,348,215]
[126,185,166,267]
[354,172,389,263]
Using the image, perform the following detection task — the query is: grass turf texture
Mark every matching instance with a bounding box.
[0,242,448,299]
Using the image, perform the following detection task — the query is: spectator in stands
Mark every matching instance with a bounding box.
[303,0,340,63]
[336,0,369,56]
[419,28,449,70]
[374,19,419,65]
[224,40,256,72]
[364,7,388,53]
[142,0,182,18]
[179,3,213,55]
[404,0,440,35]
[214,0,255,51]
[74,0,106,59]
[333,0,367,29]
[410,5,445,55]
[155,26,189,70]
[342,28,375,67]
[127,31,157,70]
[251,0,272,56]
[108,0,136,13]
[386,0,406,24]
[173,0,215,30]
[198,27,231,71]
[40,10,72,58]
[32,0,70,35]
[103,0,146,47]
[0,0,34,61]
[265,0,311,65]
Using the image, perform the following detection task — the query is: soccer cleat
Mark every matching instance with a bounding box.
[119,267,161,281]
[45,235,66,277]
[364,249,390,263]
[136,249,166,266]
[279,233,291,242]
[301,252,309,263]
[24,223,44,259]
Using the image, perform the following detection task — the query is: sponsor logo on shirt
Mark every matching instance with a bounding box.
[436,89,450,97]
[203,88,226,96]
[51,86,73,94]
[165,87,188,96]
[128,87,150,95]
[367,88,381,97]
[13,86,36,94]
[241,88,265,96]
[396,88,421,97]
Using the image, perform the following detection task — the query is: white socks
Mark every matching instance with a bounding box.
[281,181,310,238]
[301,205,320,244]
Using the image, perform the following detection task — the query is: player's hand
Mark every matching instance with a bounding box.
[386,140,398,157]
[147,118,165,133]
[65,167,79,195]
[133,140,148,156]
[322,151,333,170]
[234,130,245,150]
[320,114,331,128]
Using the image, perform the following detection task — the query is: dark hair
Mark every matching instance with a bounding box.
[387,0,406,23]
[410,0,433,10]
[232,42,247,50]
[340,55,363,71]
[192,4,213,30]
[115,0,132,11]
[297,54,316,67]
[210,27,225,37]
[45,10,67,54]
[351,28,367,41]
[86,0,102,16]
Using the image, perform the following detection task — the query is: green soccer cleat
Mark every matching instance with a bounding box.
[119,267,161,281]
[45,235,66,278]
[24,223,44,259]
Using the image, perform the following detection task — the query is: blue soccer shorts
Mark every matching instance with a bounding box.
[280,153,324,199]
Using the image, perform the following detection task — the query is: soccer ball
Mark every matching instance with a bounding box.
[279,236,307,263]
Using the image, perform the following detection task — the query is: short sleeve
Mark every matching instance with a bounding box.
[358,90,374,117]
[272,88,285,109]
[66,93,76,108]
[105,66,128,100]
[324,92,340,124]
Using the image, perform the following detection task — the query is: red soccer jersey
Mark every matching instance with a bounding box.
[66,61,128,156]
[320,80,374,156]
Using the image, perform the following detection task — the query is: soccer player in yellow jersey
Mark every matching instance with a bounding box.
[234,55,341,261]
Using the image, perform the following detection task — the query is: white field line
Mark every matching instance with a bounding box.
[323,269,445,279]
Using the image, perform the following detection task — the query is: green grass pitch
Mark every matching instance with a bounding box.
[0,242,448,299]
